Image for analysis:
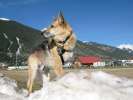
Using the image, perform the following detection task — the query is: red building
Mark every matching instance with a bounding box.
[79,56,101,65]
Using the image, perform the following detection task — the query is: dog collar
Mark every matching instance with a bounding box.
[58,31,73,44]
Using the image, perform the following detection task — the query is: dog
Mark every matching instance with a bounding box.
[27,12,76,95]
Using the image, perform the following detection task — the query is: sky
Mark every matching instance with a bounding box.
[0,0,133,46]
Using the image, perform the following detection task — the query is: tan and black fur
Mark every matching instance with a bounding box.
[27,12,76,95]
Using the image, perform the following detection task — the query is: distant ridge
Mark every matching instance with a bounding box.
[118,44,133,51]
[74,40,133,59]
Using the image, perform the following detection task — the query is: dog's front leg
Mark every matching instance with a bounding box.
[27,65,38,95]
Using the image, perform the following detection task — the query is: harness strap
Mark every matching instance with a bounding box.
[64,31,73,43]
[58,48,72,65]
[59,32,73,65]
[58,31,73,44]
[49,32,73,65]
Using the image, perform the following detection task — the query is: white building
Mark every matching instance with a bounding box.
[93,61,106,67]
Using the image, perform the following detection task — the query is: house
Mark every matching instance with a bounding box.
[0,62,8,69]
[126,60,133,65]
[119,59,133,66]
[79,56,105,68]
[8,66,28,70]
[93,61,106,67]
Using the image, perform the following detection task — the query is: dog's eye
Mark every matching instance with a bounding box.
[51,25,54,28]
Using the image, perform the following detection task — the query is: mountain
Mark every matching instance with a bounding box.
[0,18,10,21]
[0,19,44,65]
[0,19,133,65]
[118,44,133,52]
[74,41,133,59]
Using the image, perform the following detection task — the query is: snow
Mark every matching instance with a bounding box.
[0,73,27,100]
[41,28,47,32]
[0,18,10,21]
[118,44,133,51]
[16,37,22,55]
[0,70,133,100]
[3,33,13,52]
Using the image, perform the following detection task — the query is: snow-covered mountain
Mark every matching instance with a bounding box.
[0,18,10,21]
[118,44,133,51]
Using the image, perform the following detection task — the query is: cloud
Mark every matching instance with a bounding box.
[0,0,42,7]
[118,44,133,51]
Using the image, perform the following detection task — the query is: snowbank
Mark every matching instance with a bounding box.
[0,70,133,100]
[0,73,27,100]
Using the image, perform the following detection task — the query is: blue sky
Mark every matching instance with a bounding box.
[0,0,133,46]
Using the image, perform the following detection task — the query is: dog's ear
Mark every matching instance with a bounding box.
[58,11,66,24]
[53,15,57,22]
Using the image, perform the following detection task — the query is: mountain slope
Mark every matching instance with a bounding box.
[74,41,133,59]
[0,19,43,52]
[0,19,44,65]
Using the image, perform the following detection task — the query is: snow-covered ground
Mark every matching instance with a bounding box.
[0,70,133,100]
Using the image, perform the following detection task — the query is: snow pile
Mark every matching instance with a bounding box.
[29,70,133,100]
[0,73,27,100]
[0,70,133,100]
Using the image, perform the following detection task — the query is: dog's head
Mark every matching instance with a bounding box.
[41,12,73,41]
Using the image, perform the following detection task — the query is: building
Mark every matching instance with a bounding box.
[119,59,133,66]
[0,62,8,69]
[79,56,105,68]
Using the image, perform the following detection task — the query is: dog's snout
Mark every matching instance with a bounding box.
[41,28,47,36]
[41,28,55,38]
[41,30,48,38]
[42,32,55,38]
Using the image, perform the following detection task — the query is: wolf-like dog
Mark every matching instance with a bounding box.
[27,13,76,95]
